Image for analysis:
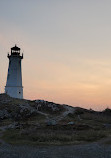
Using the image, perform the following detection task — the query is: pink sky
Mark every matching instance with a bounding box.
[0,1,111,110]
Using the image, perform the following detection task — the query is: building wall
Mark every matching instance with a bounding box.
[5,86,23,99]
[5,55,23,99]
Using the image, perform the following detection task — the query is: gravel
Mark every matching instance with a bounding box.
[0,143,111,158]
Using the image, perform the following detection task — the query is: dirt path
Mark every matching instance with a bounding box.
[0,142,110,158]
[51,105,75,122]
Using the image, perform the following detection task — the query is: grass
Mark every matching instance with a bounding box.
[103,139,111,145]
[66,110,111,130]
[0,119,13,126]
[2,128,108,145]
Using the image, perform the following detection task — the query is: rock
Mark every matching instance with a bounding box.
[103,124,111,128]
[46,119,57,126]
[0,109,10,119]
[68,121,75,125]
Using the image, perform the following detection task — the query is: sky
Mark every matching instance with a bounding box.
[0,0,111,110]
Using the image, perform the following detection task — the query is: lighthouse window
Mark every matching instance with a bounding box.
[19,92,21,94]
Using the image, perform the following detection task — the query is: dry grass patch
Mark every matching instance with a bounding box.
[2,128,108,145]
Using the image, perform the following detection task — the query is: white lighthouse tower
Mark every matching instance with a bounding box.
[5,45,23,99]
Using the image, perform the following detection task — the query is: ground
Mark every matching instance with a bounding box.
[0,142,111,158]
[0,94,111,157]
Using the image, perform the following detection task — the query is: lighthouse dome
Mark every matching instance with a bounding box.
[11,45,20,51]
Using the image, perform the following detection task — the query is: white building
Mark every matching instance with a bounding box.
[5,45,23,99]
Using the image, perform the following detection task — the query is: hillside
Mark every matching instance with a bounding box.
[0,93,74,124]
[0,93,111,145]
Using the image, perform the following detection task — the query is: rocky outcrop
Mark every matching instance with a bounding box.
[0,94,73,122]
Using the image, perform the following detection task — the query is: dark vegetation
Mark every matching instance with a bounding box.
[3,128,107,145]
[0,93,111,145]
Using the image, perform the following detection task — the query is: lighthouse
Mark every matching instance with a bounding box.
[5,45,23,99]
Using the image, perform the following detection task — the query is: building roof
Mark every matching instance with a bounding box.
[11,45,20,51]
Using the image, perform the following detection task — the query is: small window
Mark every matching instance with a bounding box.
[19,92,21,94]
